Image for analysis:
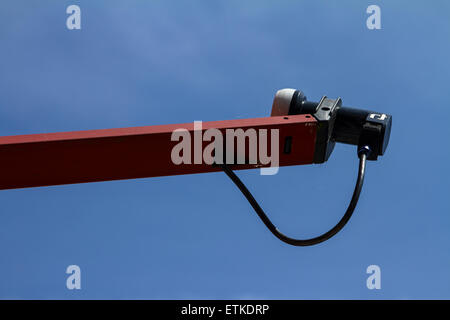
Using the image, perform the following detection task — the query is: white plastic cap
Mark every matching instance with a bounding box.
[270,88,296,116]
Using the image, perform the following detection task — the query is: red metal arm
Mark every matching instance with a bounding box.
[0,115,317,190]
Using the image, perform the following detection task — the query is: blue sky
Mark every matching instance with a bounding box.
[0,0,449,299]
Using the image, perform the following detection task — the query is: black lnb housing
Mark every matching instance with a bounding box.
[271,89,392,162]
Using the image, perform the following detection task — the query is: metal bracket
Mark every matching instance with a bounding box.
[311,96,342,163]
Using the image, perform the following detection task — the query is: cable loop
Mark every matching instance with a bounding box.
[219,150,369,246]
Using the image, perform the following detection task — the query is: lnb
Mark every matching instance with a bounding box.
[271,89,392,162]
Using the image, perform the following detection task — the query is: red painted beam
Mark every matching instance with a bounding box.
[0,115,317,190]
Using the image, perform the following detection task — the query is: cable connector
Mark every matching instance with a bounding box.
[358,145,371,158]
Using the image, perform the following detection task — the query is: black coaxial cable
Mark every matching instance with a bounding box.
[219,146,370,246]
